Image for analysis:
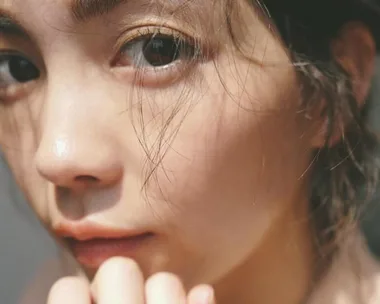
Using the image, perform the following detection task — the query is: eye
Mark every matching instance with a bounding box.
[0,54,40,87]
[116,33,197,69]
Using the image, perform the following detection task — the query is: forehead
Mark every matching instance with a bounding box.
[1,0,203,18]
[0,0,209,44]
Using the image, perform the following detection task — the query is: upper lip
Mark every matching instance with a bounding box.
[54,222,149,241]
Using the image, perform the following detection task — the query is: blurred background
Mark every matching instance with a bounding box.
[0,159,63,304]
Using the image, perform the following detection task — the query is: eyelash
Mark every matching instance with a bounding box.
[112,26,204,86]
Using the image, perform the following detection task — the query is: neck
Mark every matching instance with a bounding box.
[214,200,316,304]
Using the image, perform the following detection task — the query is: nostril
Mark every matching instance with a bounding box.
[74,175,99,183]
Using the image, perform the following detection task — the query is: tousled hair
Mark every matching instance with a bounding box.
[253,0,380,268]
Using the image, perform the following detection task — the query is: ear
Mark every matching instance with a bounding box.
[333,22,376,104]
[311,22,376,148]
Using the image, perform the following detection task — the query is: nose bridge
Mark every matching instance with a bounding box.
[35,72,123,188]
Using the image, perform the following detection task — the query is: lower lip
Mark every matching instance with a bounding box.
[66,233,154,269]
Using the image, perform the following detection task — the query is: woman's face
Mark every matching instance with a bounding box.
[0,0,316,288]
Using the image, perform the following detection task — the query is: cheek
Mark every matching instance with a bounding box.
[144,60,313,271]
[155,106,309,234]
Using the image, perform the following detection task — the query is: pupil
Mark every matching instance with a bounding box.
[9,57,40,83]
[143,37,180,67]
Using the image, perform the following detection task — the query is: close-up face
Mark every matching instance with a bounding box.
[0,0,328,290]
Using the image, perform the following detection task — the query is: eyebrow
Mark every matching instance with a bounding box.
[0,0,196,38]
[0,1,128,37]
[70,0,129,23]
[0,11,28,37]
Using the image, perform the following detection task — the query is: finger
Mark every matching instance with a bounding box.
[145,272,187,304]
[92,257,145,304]
[47,277,91,304]
[187,284,215,304]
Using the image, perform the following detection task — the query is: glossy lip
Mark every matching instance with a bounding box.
[54,222,154,269]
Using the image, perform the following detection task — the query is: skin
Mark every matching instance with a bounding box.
[0,0,376,303]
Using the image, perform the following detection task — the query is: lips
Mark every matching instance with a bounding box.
[54,222,154,269]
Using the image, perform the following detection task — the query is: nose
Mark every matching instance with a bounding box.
[35,82,123,190]
[36,136,123,189]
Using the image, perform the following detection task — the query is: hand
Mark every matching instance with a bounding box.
[47,257,215,304]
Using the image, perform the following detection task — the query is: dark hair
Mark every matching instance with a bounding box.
[255,0,380,269]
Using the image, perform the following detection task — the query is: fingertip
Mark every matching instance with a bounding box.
[188,284,215,304]
[96,256,141,278]
[145,272,187,303]
[92,256,143,292]
[48,277,91,304]
[92,257,145,303]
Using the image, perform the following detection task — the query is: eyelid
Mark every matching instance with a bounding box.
[111,24,216,70]
[109,25,205,87]
[114,24,200,53]
[110,29,196,73]
[0,49,28,57]
[0,31,44,71]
